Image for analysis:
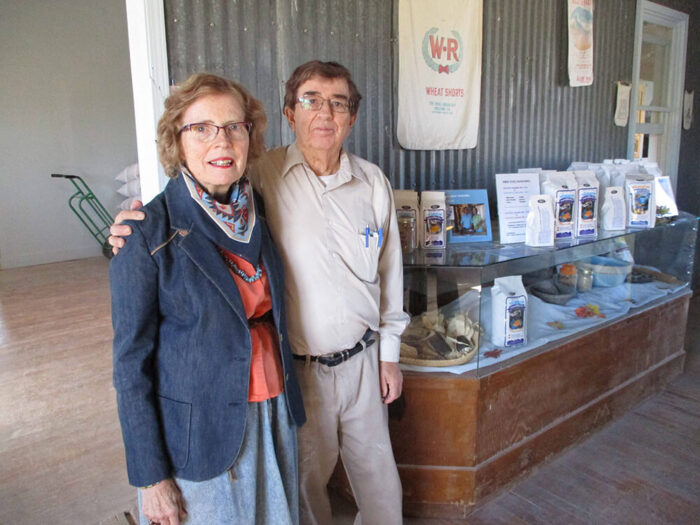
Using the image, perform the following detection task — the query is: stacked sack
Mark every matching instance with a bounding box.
[116,163,141,210]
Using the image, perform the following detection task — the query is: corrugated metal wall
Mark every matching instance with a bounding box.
[165,0,636,201]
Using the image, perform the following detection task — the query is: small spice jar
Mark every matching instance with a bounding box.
[398,215,416,253]
[558,264,578,288]
[578,267,593,292]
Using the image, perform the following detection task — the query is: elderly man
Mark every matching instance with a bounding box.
[110,61,407,525]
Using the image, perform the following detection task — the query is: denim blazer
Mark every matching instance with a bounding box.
[110,176,305,487]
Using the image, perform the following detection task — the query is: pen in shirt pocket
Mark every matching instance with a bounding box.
[363,225,383,248]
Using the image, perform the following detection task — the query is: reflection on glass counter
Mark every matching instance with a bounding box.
[400,212,698,375]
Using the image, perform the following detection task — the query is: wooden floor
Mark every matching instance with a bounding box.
[0,258,136,525]
[0,257,698,524]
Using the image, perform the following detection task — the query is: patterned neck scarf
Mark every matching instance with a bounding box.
[180,167,261,264]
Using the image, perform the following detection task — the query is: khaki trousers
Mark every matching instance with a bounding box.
[294,342,402,525]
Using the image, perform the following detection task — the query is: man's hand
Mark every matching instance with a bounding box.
[141,478,188,525]
[379,361,403,404]
[108,199,144,255]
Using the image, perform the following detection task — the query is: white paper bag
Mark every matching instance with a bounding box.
[525,195,555,247]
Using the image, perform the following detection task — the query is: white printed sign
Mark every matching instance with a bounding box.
[495,173,541,244]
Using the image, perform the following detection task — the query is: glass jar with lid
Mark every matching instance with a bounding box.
[558,263,578,288]
[577,267,593,292]
[398,215,417,253]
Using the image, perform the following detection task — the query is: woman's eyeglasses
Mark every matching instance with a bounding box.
[179,122,252,143]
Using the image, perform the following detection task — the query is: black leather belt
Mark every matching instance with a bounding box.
[293,328,375,367]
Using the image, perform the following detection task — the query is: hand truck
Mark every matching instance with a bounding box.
[51,173,114,258]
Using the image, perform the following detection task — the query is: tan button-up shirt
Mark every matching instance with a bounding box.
[250,143,408,362]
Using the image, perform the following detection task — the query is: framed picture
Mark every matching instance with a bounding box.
[445,189,493,243]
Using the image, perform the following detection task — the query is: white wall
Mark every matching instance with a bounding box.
[0,0,137,268]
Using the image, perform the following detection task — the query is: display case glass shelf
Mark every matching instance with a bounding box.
[400,212,698,375]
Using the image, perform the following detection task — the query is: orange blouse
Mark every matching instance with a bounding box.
[220,249,284,402]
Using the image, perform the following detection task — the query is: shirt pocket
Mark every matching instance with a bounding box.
[349,228,380,282]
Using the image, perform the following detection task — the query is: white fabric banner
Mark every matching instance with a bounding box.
[568,0,594,87]
[397,0,482,150]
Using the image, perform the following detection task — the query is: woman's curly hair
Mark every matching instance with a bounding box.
[157,73,267,178]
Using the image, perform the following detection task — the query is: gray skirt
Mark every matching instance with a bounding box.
[139,393,298,525]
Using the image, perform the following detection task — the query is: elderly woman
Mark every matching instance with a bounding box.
[110,73,305,525]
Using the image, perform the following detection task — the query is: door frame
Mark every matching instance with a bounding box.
[628,0,688,189]
[125,0,170,203]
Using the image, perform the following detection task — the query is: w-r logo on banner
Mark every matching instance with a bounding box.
[422,27,463,74]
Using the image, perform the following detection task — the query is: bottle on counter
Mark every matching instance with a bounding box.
[578,267,593,292]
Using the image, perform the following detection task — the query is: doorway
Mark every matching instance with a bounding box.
[628,1,688,190]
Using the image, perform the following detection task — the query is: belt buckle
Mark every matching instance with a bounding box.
[319,336,368,368]
[322,351,343,367]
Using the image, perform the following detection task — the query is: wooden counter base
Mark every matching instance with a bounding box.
[331,293,690,519]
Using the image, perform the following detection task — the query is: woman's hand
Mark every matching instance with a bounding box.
[141,478,188,525]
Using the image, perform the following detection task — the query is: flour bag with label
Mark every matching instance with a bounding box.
[491,275,528,347]
[625,174,656,228]
[542,172,577,240]
[573,171,599,236]
[420,191,447,248]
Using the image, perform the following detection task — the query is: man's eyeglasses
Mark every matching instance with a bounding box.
[179,122,252,143]
[297,95,350,114]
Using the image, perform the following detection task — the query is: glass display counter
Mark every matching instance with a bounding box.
[400,211,697,376]
[384,212,697,518]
